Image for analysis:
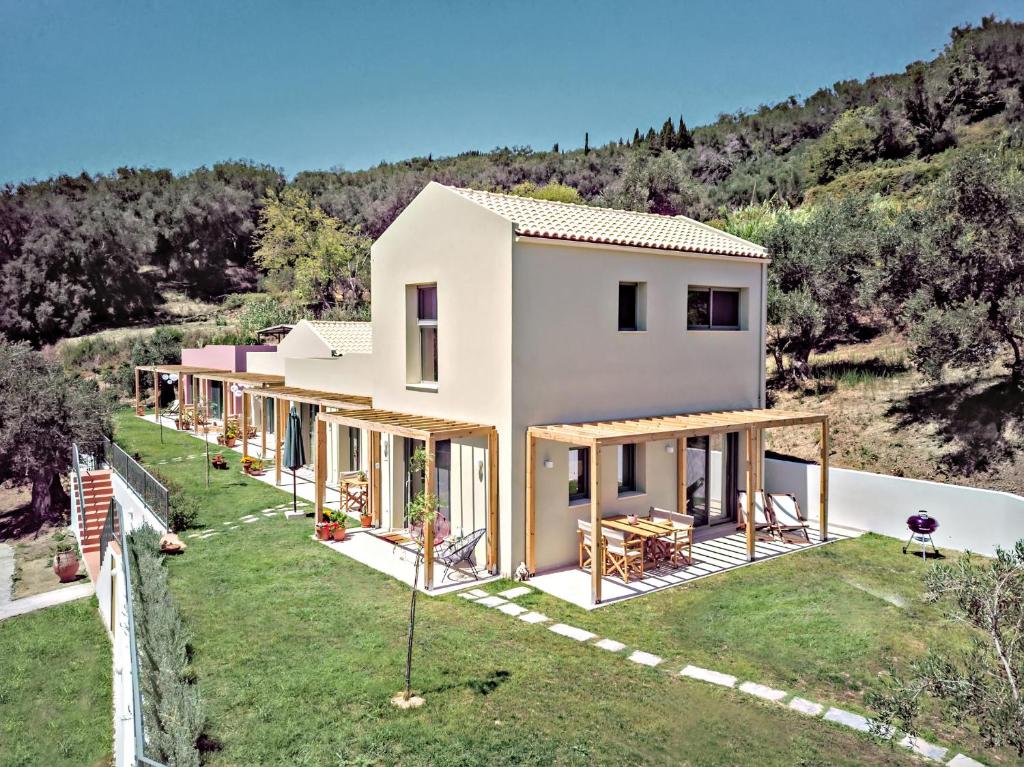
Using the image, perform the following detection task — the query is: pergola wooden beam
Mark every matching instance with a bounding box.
[526,407,830,604]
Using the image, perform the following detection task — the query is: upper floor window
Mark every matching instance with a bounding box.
[569,446,590,502]
[688,288,740,330]
[417,285,438,383]
[618,282,647,331]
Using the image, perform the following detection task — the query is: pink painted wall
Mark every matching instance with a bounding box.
[181,344,275,372]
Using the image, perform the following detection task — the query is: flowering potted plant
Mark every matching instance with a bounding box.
[211,452,229,470]
[241,456,265,476]
[51,530,80,583]
[329,521,347,542]
[315,521,332,541]
[221,419,239,448]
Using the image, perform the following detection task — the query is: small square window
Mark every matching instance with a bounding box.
[569,447,590,502]
[688,288,741,330]
[617,444,637,493]
[619,282,646,331]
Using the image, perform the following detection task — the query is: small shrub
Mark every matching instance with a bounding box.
[168,493,200,532]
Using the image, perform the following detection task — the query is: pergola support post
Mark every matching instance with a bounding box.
[314,417,327,523]
[590,441,602,605]
[259,396,267,458]
[134,368,142,415]
[275,399,287,485]
[745,429,755,562]
[525,432,536,575]
[153,373,160,424]
[241,393,250,460]
[820,419,829,541]
[370,431,382,526]
[424,438,436,591]
[486,428,499,574]
[676,436,687,514]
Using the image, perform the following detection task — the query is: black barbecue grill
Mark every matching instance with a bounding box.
[903,511,939,558]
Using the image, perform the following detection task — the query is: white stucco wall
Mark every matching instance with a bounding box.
[765,457,1024,557]
[510,238,767,574]
[284,355,375,397]
[246,351,285,375]
[277,320,333,359]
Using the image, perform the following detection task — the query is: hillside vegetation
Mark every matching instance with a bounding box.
[8,15,1024,495]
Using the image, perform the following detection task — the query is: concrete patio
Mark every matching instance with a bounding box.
[529,526,855,610]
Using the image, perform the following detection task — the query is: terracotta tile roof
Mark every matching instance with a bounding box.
[445,185,768,259]
[304,321,372,355]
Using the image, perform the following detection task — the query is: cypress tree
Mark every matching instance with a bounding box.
[633,128,641,144]
[584,132,590,154]
[552,142,559,153]
[660,117,676,150]
[677,115,694,149]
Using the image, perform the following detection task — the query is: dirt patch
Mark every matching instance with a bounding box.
[766,333,1024,496]
[0,485,86,598]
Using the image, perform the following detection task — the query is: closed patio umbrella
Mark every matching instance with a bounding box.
[282,405,305,514]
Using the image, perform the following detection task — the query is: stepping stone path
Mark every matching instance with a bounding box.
[680,665,736,688]
[739,681,787,702]
[518,612,549,624]
[627,650,662,667]
[788,697,824,716]
[458,581,990,767]
[899,735,947,763]
[548,623,597,642]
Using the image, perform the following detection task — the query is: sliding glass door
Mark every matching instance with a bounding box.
[685,433,739,528]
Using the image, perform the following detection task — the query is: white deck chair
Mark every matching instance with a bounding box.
[737,490,774,539]
[650,507,694,565]
[766,493,812,543]
[602,527,644,582]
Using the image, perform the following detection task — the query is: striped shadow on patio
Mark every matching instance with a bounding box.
[528,528,852,610]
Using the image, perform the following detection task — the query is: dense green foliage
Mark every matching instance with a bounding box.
[128,525,205,765]
[0,338,113,525]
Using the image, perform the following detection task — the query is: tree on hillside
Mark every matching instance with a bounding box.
[677,115,694,149]
[509,181,583,204]
[0,338,113,529]
[868,541,1024,756]
[759,196,879,381]
[890,149,1024,382]
[253,188,371,317]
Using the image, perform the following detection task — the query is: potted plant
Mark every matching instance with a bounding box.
[51,530,80,583]
[211,452,229,470]
[315,521,332,541]
[330,521,347,542]
[221,419,239,448]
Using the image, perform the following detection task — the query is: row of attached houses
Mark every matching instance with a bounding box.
[136,182,830,604]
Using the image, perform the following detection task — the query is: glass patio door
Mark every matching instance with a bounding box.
[686,433,739,528]
[403,438,425,526]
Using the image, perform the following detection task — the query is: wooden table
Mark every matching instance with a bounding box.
[602,515,676,563]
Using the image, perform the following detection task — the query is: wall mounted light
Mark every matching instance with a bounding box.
[665,444,675,454]
[543,459,554,469]
[383,440,389,459]
[478,460,485,482]
[230,383,242,396]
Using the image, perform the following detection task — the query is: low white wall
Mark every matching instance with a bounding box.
[765,458,1024,557]
[111,473,167,534]
[284,355,375,397]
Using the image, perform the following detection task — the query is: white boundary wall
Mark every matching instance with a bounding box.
[765,458,1024,557]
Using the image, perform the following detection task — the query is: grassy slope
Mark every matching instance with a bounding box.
[115,411,1010,766]
[0,600,112,767]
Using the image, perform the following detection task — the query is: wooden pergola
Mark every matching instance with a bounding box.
[189,371,285,455]
[526,408,829,605]
[134,365,222,423]
[317,409,499,590]
[247,385,372,485]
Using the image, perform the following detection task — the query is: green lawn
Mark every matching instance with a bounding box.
[0,600,112,767]
[115,410,1002,766]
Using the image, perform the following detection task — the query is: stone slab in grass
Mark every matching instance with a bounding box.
[497,586,532,599]
[284,510,305,520]
[739,681,787,702]
[946,755,985,767]
[679,665,736,688]
[475,596,508,608]
[788,697,824,716]
[496,603,527,616]
[594,639,626,652]
[464,588,489,598]
[243,518,259,524]
[823,707,890,737]
[898,735,947,763]
[627,650,662,667]
[458,592,480,600]
[549,623,597,642]
[518,612,550,624]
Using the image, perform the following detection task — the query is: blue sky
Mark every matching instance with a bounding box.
[1,0,1019,183]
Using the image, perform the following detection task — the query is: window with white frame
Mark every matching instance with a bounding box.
[416,284,438,383]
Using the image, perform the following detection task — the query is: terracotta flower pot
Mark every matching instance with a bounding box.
[332,526,347,542]
[53,551,79,582]
[316,526,331,541]
[359,514,373,528]
[224,437,236,448]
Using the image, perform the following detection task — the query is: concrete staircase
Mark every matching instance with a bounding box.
[78,469,114,555]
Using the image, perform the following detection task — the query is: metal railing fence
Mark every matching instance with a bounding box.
[102,437,170,529]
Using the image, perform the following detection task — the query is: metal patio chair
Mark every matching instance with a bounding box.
[435,528,487,582]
